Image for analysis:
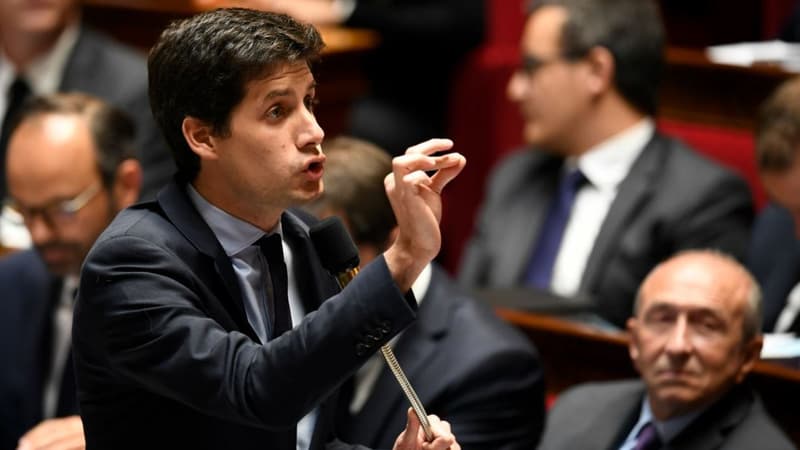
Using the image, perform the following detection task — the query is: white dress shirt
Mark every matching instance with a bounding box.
[42,275,79,418]
[550,119,654,297]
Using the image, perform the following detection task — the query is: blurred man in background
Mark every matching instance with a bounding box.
[305,136,545,449]
[459,0,753,328]
[0,0,173,247]
[0,92,141,450]
[750,76,800,333]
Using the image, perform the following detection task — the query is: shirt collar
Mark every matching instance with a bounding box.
[571,119,654,191]
[635,394,706,443]
[0,21,81,95]
[186,184,282,257]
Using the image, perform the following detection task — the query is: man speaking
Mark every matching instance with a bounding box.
[71,8,465,450]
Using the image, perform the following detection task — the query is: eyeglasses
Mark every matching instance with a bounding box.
[4,182,103,227]
[517,50,587,77]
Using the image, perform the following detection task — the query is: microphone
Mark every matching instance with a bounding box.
[309,216,434,442]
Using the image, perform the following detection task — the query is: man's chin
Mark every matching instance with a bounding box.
[292,184,323,204]
[38,249,78,277]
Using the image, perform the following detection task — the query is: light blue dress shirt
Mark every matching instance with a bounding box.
[187,185,317,450]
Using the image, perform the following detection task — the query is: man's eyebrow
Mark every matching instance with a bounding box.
[263,82,317,101]
[265,89,292,100]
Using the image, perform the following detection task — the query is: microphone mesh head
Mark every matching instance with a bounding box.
[309,216,360,274]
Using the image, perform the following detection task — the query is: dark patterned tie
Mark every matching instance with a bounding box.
[0,76,32,199]
[634,421,661,450]
[257,234,292,339]
[525,168,586,288]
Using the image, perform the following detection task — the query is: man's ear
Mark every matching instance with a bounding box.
[627,317,641,365]
[182,116,219,161]
[735,335,763,384]
[583,46,615,96]
[112,159,143,209]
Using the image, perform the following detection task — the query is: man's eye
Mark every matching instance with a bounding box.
[305,96,319,112]
[267,105,285,119]
[645,310,675,327]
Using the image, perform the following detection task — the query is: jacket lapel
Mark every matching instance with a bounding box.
[157,181,258,341]
[19,272,60,425]
[667,384,753,450]
[580,135,663,295]
[499,154,562,285]
[60,26,100,92]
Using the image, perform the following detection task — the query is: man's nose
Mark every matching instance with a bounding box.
[26,214,56,246]
[665,316,693,356]
[298,106,324,149]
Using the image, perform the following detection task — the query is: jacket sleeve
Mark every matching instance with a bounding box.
[74,233,416,431]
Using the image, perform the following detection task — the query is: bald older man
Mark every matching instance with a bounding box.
[538,250,794,450]
[0,93,141,450]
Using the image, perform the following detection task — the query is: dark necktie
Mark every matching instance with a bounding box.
[256,234,296,449]
[634,421,661,450]
[525,168,586,288]
[0,77,32,199]
[257,234,292,339]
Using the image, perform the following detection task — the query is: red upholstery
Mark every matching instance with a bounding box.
[762,0,797,39]
[657,118,766,211]
[442,0,526,273]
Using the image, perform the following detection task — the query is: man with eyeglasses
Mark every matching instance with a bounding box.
[458,0,753,329]
[0,92,141,450]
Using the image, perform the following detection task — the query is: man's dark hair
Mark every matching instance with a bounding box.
[529,0,665,116]
[10,92,137,189]
[756,76,800,172]
[148,8,324,182]
[305,136,396,249]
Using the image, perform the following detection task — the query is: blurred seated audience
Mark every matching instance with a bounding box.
[249,0,484,155]
[458,0,753,329]
[0,93,141,450]
[538,250,794,450]
[303,136,545,449]
[751,75,800,333]
[0,0,173,249]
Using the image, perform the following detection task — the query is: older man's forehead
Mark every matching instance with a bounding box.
[640,260,751,321]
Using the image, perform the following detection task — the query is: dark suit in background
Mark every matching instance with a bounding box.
[343,0,483,155]
[59,25,173,200]
[72,182,415,450]
[538,380,794,450]
[337,265,544,449]
[748,203,800,331]
[0,251,78,450]
[459,133,753,328]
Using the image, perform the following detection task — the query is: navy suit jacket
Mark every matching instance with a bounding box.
[336,265,544,449]
[459,133,754,327]
[538,380,794,450]
[72,181,416,450]
[59,24,174,200]
[0,250,78,450]
[748,203,800,330]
